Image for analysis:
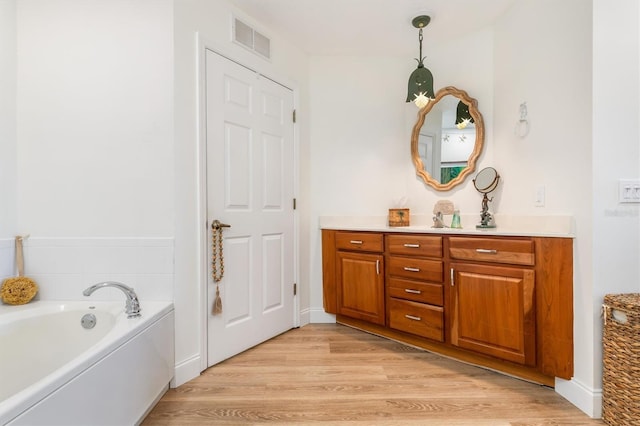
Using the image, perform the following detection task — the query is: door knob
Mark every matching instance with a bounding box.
[211,220,231,230]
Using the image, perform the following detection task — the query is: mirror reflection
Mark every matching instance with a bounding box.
[411,86,484,191]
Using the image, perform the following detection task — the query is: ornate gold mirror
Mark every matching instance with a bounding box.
[411,86,484,191]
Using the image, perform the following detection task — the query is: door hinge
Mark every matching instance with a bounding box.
[292,109,296,123]
[293,198,297,210]
[293,283,297,296]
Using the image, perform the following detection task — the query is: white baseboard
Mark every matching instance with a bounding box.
[555,377,602,418]
[309,308,336,323]
[171,354,202,388]
[298,307,311,326]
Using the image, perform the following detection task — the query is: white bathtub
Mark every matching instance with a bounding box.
[0,300,174,425]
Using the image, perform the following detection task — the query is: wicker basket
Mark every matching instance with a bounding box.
[602,293,640,426]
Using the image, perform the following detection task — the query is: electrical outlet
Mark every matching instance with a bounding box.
[534,185,545,207]
[619,179,640,203]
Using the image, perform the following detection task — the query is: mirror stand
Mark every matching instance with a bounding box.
[473,167,500,229]
[478,193,495,228]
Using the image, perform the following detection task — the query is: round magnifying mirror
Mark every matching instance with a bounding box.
[473,167,500,194]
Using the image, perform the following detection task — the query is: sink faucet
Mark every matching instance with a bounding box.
[83,281,141,318]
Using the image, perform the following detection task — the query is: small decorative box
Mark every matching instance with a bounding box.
[388,208,410,227]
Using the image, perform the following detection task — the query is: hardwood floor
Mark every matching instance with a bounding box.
[143,324,603,425]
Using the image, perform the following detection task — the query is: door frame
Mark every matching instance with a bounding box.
[195,33,300,373]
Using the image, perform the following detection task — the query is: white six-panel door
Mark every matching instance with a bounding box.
[205,49,295,366]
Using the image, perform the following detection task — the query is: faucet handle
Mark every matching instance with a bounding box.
[124,294,141,318]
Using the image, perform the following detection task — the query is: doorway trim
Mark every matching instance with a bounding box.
[195,33,300,373]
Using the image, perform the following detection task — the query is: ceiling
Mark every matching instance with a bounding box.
[227,0,517,56]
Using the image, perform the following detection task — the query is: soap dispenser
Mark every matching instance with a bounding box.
[451,210,462,229]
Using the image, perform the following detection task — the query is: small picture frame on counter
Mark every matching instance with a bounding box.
[388,208,410,227]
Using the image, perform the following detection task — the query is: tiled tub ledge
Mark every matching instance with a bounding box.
[0,237,174,302]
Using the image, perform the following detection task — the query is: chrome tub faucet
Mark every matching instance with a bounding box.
[83,281,141,318]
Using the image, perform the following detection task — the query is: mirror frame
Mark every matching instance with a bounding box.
[411,86,485,191]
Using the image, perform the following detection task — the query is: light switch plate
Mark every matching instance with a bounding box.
[619,179,640,203]
[534,185,545,207]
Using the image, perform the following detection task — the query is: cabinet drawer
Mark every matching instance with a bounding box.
[386,234,442,257]
[449,237,535,266]
[387,277,443,306]
[335,232,384,253]
[388,298,444,341]
[387,256,443,282]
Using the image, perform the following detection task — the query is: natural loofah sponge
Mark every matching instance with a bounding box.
[1,277,38,305]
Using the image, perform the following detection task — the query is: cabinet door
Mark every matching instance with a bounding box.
[450,263,535,366]
[337,251,385,325]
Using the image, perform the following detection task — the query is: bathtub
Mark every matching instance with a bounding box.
[0,300,174,425]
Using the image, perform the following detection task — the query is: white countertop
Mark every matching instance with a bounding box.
[319,214,575,238]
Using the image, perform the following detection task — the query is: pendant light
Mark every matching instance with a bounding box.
[406,15,434,108]
[455,100,475,129]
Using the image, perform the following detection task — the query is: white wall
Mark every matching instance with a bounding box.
[16,0,174,237]
[588,0,640,416]
[308,28,494,318]
[8,0,176,378]
[492,0,599,414]
[173,0,310,384]
[0,0,17,240]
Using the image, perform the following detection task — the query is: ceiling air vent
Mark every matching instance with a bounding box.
[233,17,271,60]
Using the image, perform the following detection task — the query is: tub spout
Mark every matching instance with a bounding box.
[83,281,141,318]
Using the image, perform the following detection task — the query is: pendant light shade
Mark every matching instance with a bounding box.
[406,66,434,108]
[455,100,475,129]
[406,15,435,108]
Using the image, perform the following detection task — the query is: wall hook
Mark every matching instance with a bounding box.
[514,102,530,138]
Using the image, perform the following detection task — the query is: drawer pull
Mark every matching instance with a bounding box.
[403,243,420,248]
[404,289,422,294]
[376,259,380,275]
[405,314,422,321]
[403,267,420,272]
[476,248,498,254]
[349,240,363,245]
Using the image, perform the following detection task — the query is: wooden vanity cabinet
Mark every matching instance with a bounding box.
[333,232,385,325]
[322,229,574,385]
